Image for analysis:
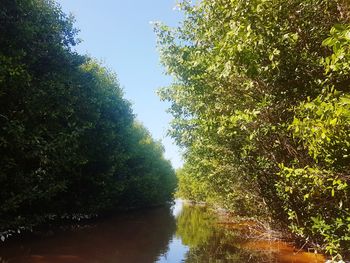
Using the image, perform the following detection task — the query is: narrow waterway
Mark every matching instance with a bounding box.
[0,200,325,263]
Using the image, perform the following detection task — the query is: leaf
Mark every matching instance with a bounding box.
[330,118,337,125]
[322,37,334,47]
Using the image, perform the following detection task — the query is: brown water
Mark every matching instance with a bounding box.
[0,200,325,263]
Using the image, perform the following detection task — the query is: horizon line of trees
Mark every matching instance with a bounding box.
[0,0,176,238]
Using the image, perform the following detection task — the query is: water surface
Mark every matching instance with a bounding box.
[0,200,325,262]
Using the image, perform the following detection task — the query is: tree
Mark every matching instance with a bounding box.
[155,0,350,257]
[0,0,176,236]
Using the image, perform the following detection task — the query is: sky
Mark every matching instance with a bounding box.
[56,0,183,168]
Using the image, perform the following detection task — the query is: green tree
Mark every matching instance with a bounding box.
[0,0,176,236]
[156,0,350,257]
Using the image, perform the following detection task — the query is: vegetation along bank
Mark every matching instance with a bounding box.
[155,0,350,260]
[0,0,177,240]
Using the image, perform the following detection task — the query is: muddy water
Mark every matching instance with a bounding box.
[0,200,325,263]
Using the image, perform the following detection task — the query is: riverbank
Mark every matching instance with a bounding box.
[181,200,328,262]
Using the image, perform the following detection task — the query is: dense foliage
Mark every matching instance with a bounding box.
[155,0,350,258]
[0,0,176,236]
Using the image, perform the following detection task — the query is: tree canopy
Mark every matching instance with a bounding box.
[0,0,176,237]
[155,0,350,258]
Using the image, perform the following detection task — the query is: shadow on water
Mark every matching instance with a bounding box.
[0,200,326,263]
[0,207,176,263]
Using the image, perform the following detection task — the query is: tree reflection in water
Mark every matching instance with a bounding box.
[0,207,176,263]
[0,201,325,263]
[175,203,324,263]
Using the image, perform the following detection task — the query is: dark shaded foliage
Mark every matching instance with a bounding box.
[0,0,176,234]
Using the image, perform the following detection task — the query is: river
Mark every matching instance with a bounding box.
[0,200,325,263]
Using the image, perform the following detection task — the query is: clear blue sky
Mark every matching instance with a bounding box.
[56,0,183,168]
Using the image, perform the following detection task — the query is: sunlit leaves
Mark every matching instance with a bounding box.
[290,89,350,167]
[156,0,350,257]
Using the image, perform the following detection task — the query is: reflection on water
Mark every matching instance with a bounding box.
[156,238,188,263]
[0,200,325,263]
[0,208,176,263]
[173,201,325,262]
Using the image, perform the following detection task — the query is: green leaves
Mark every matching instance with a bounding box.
[276,165,349,256]
[156,0,350,258]
[290,88,350,167]
[322,24,350,75]
[0,0,176,234]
